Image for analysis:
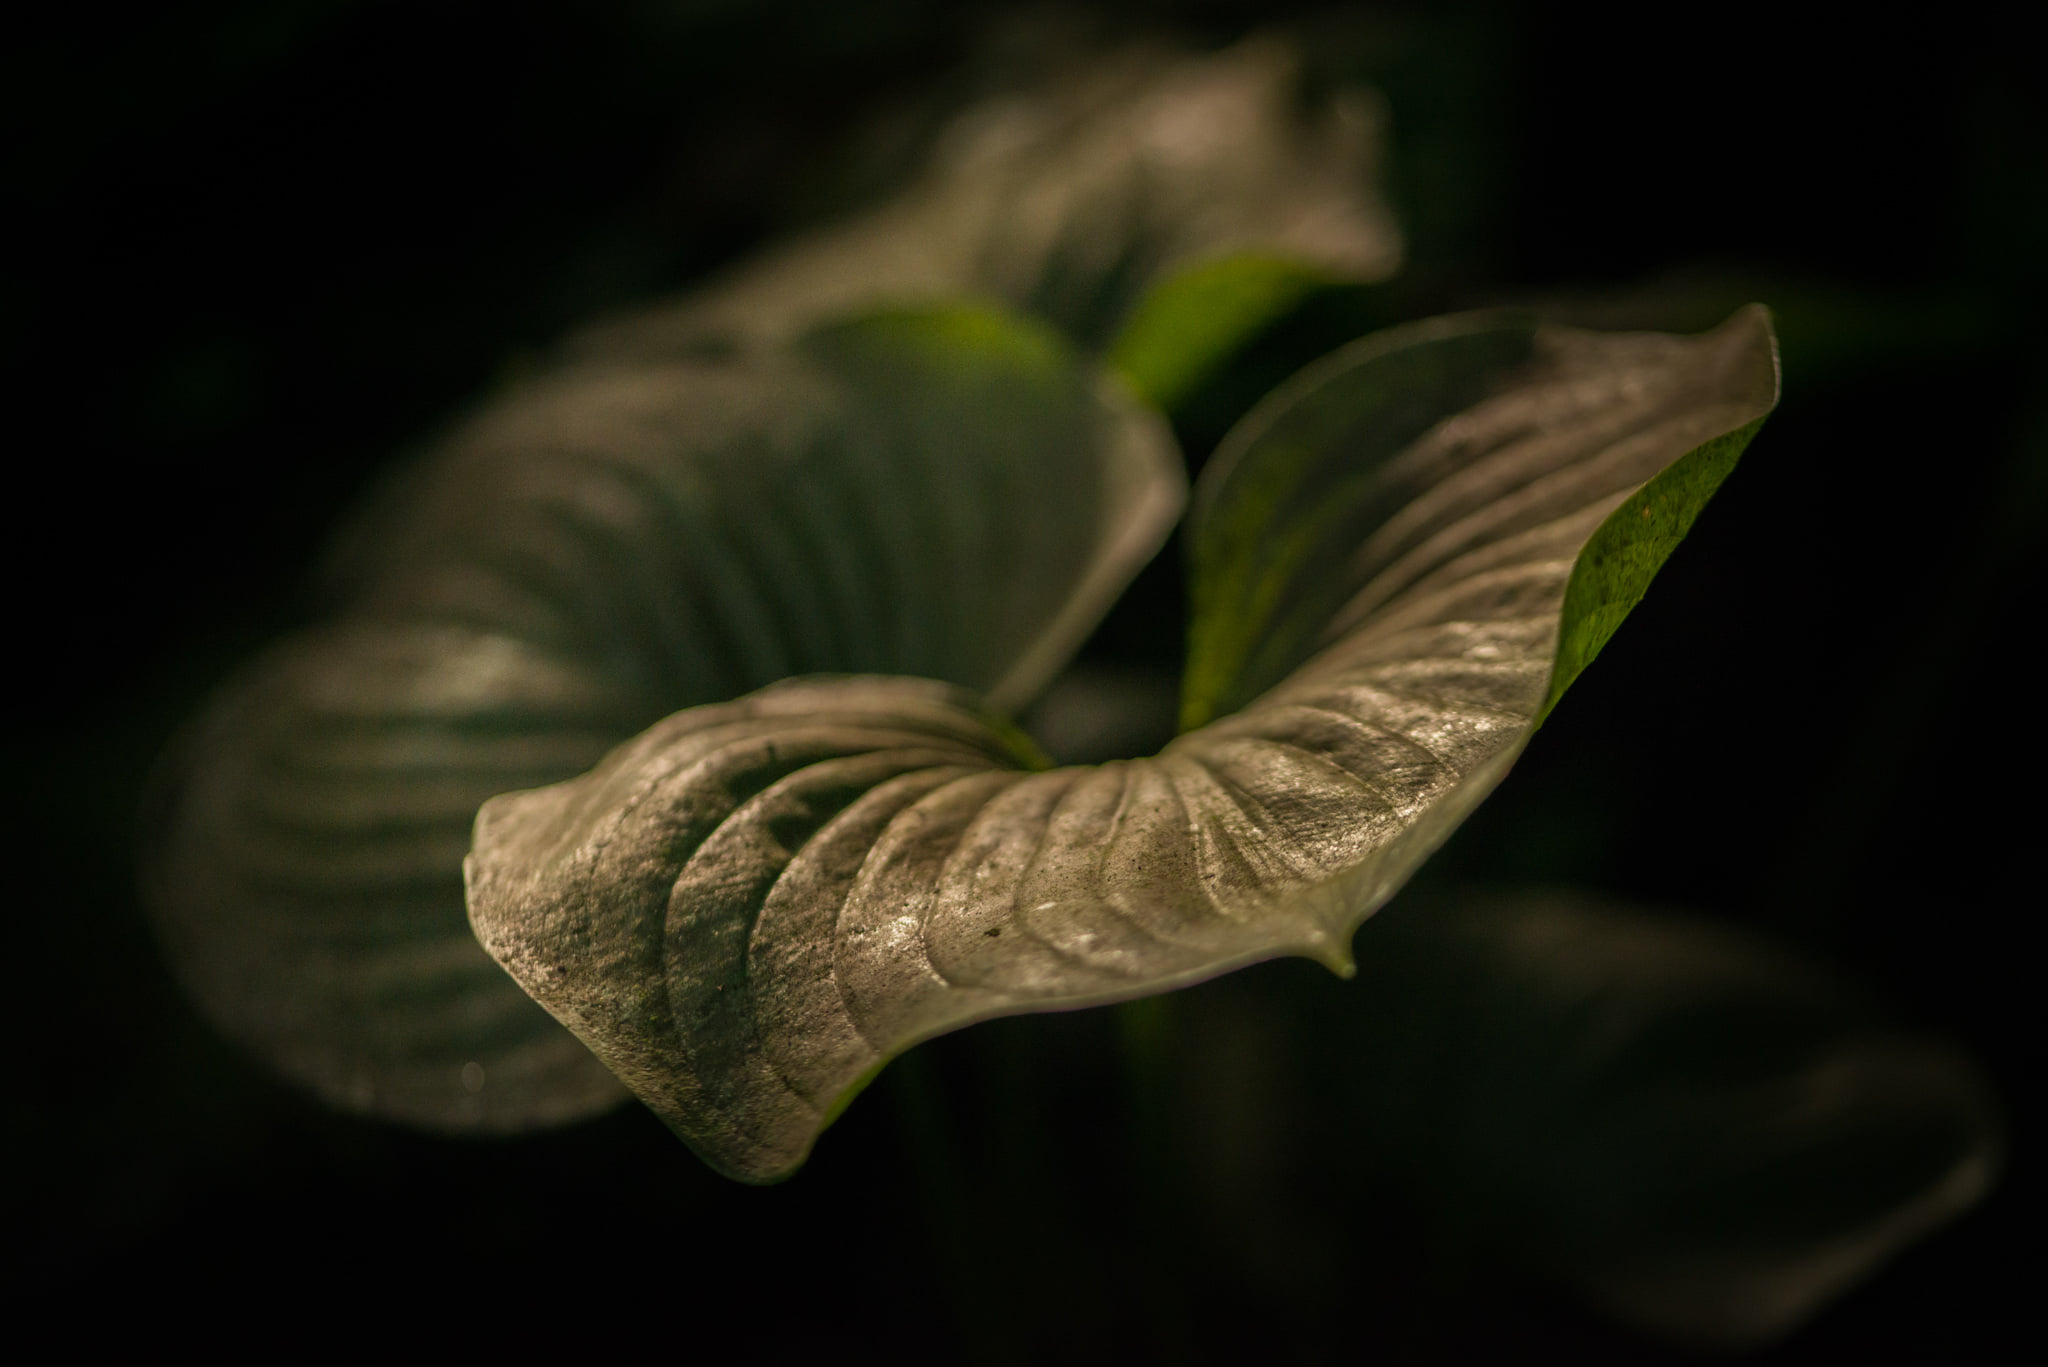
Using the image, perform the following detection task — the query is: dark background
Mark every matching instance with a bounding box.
[8,1,2041,1357]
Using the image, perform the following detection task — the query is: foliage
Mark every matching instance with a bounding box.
[124,24,2010,1353]
[465,301,1778,1182]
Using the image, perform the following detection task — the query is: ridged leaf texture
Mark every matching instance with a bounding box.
[465,305,1781,1179]
[145,308,1181,1130]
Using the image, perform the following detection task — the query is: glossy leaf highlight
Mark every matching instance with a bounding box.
[146,307,1179,1130]
[466,307,1780,1178]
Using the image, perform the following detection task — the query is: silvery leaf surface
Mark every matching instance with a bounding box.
[146,306,1179,1131]
[147,624,651,1127]
[566,34,1400,361]
[466,306,1780,1179]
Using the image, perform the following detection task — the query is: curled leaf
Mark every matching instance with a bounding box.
[466,306,1781,1179]
[146,307,1179,1129]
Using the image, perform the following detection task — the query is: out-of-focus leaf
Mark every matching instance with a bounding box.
[1325,888,2004,1348]
[345,308,1180,717]
[1019,661,1182,767]
[146,306,1179,1131]
[566,35,1400,361]
[465,306,1779,1179]
[1107,252,1337,412]
[147,624,647,1127]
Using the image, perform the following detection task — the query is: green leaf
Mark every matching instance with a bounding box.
[464,306,1780,1179]
[565,36,1400,361]
[1181,304,1779,729]
[1107,252,1337,412]
[146,305,1177,1131]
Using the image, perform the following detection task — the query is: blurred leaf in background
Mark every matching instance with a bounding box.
[7,1,2041,1360]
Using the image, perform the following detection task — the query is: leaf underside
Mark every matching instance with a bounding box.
[145,308,1180,1130]
[466,305,1781,1179]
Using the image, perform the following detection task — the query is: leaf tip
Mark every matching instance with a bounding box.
[1306,932,1358,979]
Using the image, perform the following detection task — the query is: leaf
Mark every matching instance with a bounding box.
[145,306,1178,1130]
[1107,252,1339,413]
[563,35,1400,362]
[466,305,1781,1179]
[1319,887,2003,1347]
[147,624,647,1128]
[1179,305,1778,728]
